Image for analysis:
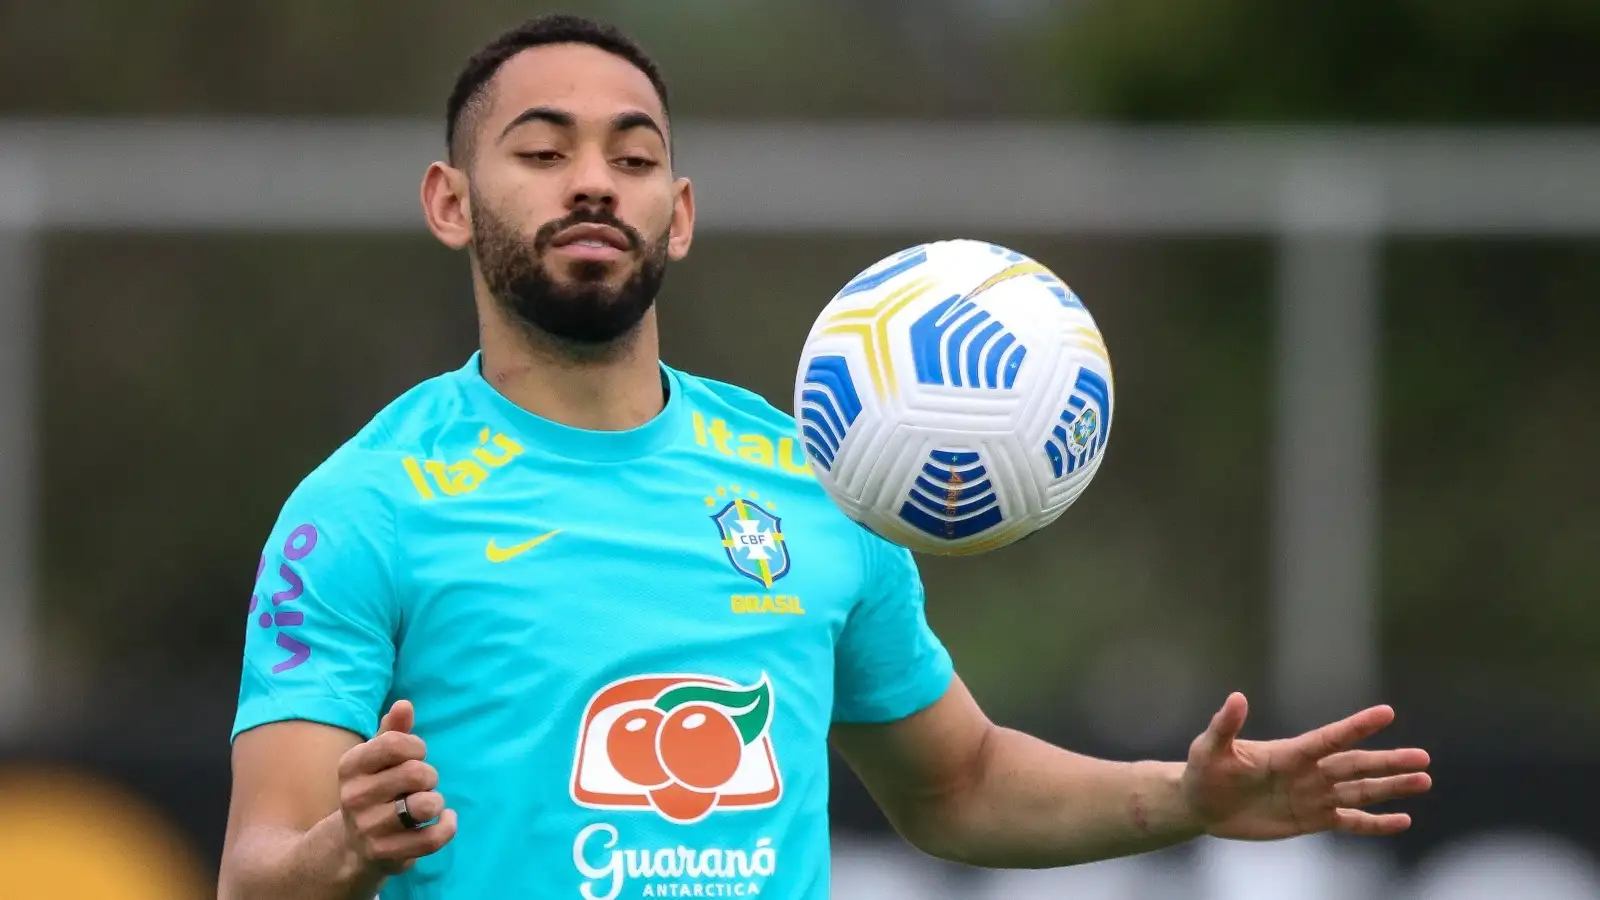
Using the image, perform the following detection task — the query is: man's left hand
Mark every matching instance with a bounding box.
[1181,693,1432,840]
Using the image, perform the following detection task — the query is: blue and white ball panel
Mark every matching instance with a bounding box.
[791,334,895,518]
[853,426,1037,555]
[927,240,1086,316]
[834,243,932,303]
[1043,367,1112,479]
[796,354,861,474]
[896,448,1004,541]
[976,242,1086,312]
[1036,362,1114,523]
[908,293,1027,392]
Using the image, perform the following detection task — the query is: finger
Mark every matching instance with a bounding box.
[1198,692,1249,755]
[341,730,428,779]
[1333,772,1433,809]
[361,789,447,839]
[373,808,458,865]
[398,791,446,827]
[1320,748,1431,781]
[1335,808,1412,836]
[378,700,415,735]
[1291,705,1396,762]
[346,759,440,811]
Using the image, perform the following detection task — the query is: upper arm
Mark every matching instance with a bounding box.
[219,720,367,898]
[225,462,400,839]
[831,535,954,724]
[231,462,401,744]
[829,532,990,839]
[225,719,363,838]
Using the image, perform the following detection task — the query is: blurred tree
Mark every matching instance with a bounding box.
[0,0,986,118]
[4,0,1598,121]
[1379,239,1600,728]
[1021,0,1600,122]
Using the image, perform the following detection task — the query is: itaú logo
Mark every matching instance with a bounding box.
[401,428,524,499]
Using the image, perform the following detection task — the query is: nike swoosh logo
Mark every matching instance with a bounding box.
[485,530,562,563]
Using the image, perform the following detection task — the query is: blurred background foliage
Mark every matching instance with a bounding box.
[5,0,1597,120]
[2,0,1596,761]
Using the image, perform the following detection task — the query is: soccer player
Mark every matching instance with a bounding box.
[218,13,1431,900]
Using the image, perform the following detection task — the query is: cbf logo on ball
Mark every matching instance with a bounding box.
[571,674,782,824]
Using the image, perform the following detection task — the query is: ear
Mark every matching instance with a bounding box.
[667,176,695,261]
[421,161,473,250]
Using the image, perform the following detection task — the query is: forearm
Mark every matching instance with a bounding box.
[219,811,386,900]
[907,726,1202,868]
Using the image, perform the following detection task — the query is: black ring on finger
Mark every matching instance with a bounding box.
[396,796,424,830]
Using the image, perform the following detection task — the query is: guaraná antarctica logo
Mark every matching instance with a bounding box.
[571,674,783,899]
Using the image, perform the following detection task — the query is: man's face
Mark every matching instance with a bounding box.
[463,43,691,345]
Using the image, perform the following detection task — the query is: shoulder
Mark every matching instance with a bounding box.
[668,366,826,484]
[670,366,806,462]
[279,367,472,521]
[670,366,797,434]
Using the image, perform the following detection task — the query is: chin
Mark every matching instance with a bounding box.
[565,266,637,288]
[548,253,628,276]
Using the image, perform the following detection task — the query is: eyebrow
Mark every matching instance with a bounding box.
[498,106,667,146]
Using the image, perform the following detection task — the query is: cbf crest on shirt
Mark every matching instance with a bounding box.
[710,487,791,591]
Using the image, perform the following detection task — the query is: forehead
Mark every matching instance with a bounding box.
[485,43,666,132]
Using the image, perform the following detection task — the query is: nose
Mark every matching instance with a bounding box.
[565,146,618,212]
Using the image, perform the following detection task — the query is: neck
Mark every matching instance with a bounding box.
[476,293,666,433]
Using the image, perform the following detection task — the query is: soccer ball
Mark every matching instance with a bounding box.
[792,239,1114,556]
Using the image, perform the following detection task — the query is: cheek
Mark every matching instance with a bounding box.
[615,182,676,235]
[475,170,565,232]
[646,198,681,244]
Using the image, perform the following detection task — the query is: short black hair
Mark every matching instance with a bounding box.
[445,13,670,165]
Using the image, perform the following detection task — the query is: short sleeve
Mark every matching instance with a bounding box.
[231,464,401,743]
[832,532,955,724]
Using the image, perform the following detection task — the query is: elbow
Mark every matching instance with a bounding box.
[217,846,269,900]
[888,726,999,865]
[890,797,987,866]
[215,862,247,900]
[216,830,284,900]
[905,822,974,866]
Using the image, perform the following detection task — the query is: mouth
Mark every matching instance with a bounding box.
[550,223,632,261]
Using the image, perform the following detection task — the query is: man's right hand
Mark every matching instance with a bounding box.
[336,700,459,875]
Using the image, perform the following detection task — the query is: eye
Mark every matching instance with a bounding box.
[516,150,563,163]
[616,156,658,171]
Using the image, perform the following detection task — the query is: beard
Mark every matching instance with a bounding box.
[471,193,670,347]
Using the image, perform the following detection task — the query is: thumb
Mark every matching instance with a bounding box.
[378,699,415,735]
[1197,692,1248,756]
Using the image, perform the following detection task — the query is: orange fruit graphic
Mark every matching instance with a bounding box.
[573,674,781,820]
[658,704,743,791]
[648,782,718,823]
[606,707,670,788]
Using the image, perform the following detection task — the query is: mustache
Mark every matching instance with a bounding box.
[534,209,644,253]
